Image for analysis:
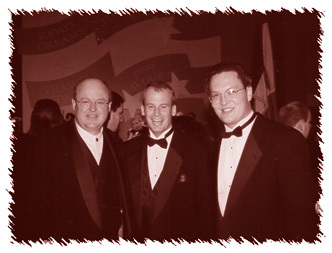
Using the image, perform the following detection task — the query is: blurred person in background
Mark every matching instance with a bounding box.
[106,91,124,134]
[278,101,312,138]
[11,98,64,242]
[127,113,148,140]
[278,101,321,215]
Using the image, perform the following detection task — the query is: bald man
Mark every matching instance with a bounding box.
[27,78,131,242]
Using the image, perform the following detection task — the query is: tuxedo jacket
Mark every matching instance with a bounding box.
[209,113,319,242]
[26,121,131,242]
[121,129,212,242]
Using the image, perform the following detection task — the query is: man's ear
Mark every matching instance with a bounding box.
[108,102,112,112]
[294,119,305,135]
[72,98,77,111]
[172,105,177,116]
[141,105,145,116]
[246,86,253,102]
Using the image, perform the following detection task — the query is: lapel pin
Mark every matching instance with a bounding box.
[179,174,187,183]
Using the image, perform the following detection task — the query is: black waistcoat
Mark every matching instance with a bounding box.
[78,135,122,239]
[141,153,159,237]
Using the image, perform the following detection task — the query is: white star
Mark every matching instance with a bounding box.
[168,72,191,99]
[122,90,142,118]
[168,72,207,101]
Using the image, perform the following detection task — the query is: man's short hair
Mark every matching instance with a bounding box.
[205,62,252,95]
[73,78,112,102]
[111,91,124,112]
[141,81,176,105]
[278,101,310,127]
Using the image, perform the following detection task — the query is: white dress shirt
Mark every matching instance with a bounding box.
[76,122,104,165]
[217,111,256,216]
[147,127,174,189]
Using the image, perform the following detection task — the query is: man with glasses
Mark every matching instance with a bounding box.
[206,63,318,242]
[29,78,131,242]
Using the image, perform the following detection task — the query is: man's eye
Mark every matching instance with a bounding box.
[82,100,90,105]
[96,101,105,106]
[227,89,236,95]
[212,94,220,99]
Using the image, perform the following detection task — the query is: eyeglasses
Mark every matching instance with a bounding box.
[209,87,245,104]
[75,99,109,109]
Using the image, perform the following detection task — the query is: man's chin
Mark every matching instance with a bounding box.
[84,123,102,132]
[150,126,163,132]
[148,127,164,136]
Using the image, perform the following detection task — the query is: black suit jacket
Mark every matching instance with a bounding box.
[209,114,319,242]
[24,121,131,242]
[121,129,212,242]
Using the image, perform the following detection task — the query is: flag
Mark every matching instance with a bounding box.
[253,22,278,120]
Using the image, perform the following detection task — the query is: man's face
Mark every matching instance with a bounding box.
[209,71,252,129]
[107,104,123,132]
[72,79,111,135]
[141,87,176,138]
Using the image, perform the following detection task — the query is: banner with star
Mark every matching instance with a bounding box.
[19,11,260,139]
[15,12,153,55]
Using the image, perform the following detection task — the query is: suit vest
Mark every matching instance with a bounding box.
[141,151,160,238]
[78,134,122,239]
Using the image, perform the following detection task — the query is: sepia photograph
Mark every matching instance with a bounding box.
[1,1,331,252]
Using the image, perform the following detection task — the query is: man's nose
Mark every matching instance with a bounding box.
[154,108,160,116]
[89,101,97,111]
[220,93,228,105]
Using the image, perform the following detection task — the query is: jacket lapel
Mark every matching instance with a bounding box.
[70,125,102,229]
[152,131,183,221]
[127,138,146,228]
[224,125,262,217]
[210,138,222,216]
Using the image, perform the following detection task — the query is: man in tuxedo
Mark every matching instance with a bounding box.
[121,81,211,242]
[29,78,131,242]
[206,63,318,242]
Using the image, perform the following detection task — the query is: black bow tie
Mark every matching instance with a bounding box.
[220,126,242,138]
[220,113,256,139]
[147,128,174,149]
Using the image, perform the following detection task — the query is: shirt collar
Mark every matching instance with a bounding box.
[225,110,254,132]
[75,121,103,141]
[149,126,173,140]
